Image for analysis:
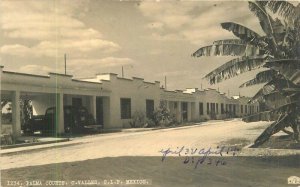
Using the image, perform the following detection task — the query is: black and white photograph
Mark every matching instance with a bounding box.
[0,0,300,186]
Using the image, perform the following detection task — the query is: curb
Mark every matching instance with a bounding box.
[1,138,70,150]
[0,141,82,156]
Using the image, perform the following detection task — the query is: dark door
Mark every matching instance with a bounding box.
[181,102,188,121]
[233,105,236,117]
[146,99,154,118]
[96,97,104,126]
[72,98,82,107]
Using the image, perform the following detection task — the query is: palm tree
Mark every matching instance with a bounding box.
[192,0,300,146]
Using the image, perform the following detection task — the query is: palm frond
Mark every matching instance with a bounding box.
[239,69,276,88]
[248,79,276,104]
[192,39,250,57]
[283,87,300,93]
[221,22,267,47]
[248,1,286,55]
[249,1,275,36]
[264,91,289,109]
[249,75,298,104]
[244,98,299,124]
[264,59,300,85]
[221,22,269,51]
[262,87,299,110]
[204,56,267,84]
[265,0,299,23]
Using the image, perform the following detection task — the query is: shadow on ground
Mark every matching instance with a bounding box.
[252,135,300,149]
[2,155,299,187]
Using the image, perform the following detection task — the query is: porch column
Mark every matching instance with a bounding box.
[192,102,198,121]
[187,102,192,121]
[56,93,64,134]
[103,97,110,128]
[176,101,182,123]
[90,95,96,119]
[12,90,21,137]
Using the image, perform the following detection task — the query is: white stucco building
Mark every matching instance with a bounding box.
[0,66,259,138]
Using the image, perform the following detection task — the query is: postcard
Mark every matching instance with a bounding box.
[1,1,299,187]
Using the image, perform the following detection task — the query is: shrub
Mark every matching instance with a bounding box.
[151,103,177,127]
[129,111,146,128]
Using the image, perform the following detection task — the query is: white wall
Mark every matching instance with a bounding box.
[109,77,161,128]
[84,74,161,129]
[31,94,56,115]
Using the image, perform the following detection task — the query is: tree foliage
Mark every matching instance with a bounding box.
[192,0,300,146]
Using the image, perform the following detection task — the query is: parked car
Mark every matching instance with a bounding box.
[22,105,100,134]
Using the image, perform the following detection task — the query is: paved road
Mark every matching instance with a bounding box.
[1,119,270,170]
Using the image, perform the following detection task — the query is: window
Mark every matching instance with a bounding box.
[216,103,219,114]
[146,99,154,118]
[241,105,243,114]
[199,102,203,115]
[207,102,210,114]
[226,104,229,112]
[121,98,131,119]
[245,105,247,114]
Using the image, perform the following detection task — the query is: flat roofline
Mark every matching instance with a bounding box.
[72,79,102,85]
[49,72,73,77]
[3,70,107,86]
[162,90,177,93]
[132,76,144,80]
[143,81,155,85]
[116,77,133,81]
[76,76,97,80]
[3,71,50,78]
[95,72,118,76]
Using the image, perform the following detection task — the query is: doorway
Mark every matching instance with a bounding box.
[181,102,188,121]
[96,97,104,126]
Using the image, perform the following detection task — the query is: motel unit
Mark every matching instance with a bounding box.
[0,66,259,138]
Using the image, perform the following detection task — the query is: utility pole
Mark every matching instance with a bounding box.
[64,53,67,75]
[122,66,124,78]
[164,76,167,90]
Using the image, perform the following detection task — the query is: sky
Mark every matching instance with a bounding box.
[0,0,276,97]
